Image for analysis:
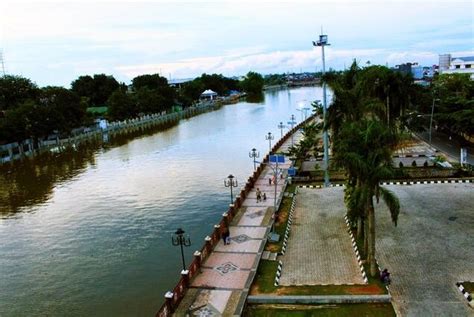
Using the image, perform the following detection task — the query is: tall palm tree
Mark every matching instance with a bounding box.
[334,119,400,276]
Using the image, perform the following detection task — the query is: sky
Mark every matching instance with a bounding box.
[1,0,473,87]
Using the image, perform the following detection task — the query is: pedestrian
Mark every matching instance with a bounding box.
[222,227,230,245]
[380,269,391,285]
[256,188,261,202]
[263,193,267,201]
[269,177,272,186]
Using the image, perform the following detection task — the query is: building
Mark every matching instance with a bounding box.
[439,55,474,79]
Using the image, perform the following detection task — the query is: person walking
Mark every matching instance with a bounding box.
[256,188,262,202]
[222,227,230,245]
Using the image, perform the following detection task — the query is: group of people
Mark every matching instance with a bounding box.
[256,188,266,202]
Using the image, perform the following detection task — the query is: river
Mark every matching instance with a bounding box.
[0,87,324,316]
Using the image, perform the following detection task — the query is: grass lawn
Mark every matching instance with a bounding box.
[243,303,396,317]
[250,260,386,296]
[87,106,108,115]
[265,194,293,253]
[462,282,474,294]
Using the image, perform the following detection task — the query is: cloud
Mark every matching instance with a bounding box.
[116,47,391,79]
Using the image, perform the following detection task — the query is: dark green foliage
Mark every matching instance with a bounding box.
[0,75,39,110]
[107,90,136,121]
[71,74,119,107]
[240,72,264,95]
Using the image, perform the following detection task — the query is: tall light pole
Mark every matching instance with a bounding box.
[171,228,191,271]
[224,174,238,204]
[288,114,297,147]
[429,97,440,147]
[277,122,286,138]
[266,132,274,153]
[249,148,260,171]
[313,33,330,187]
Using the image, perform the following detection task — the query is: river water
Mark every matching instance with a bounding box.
[0,87,323,316]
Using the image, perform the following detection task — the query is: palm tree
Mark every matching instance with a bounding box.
[334,119,400,276]
[325,62,405,277]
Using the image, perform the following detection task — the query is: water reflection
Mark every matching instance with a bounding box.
[0,123,180,217]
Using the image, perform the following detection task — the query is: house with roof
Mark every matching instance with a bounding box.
[439,55,474,79]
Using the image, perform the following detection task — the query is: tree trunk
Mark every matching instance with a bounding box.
[364,216,368,260]
[368,197,377,277]
[357,216,363,240]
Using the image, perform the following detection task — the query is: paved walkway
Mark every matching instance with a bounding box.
[279,187,365,285]
[375,183,474,317]
[173,130,304,316]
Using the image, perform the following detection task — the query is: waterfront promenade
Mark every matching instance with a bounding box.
[168,129,304,316]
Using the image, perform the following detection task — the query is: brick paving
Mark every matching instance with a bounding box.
[374,183,474,317]
[173,129,305,316]
[279,187,365,285]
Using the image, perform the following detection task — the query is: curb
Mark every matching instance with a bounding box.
[280,188,297,256]
[380,179,473,185]
[456,282,474,308]
[344,215,368,284]
[274,260,283,286]
[298,179,473,188]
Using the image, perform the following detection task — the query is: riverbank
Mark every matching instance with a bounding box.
[0,94,245,165]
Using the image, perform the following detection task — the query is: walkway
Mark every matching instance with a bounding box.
[173,131,304,316]
[279,187,365,285]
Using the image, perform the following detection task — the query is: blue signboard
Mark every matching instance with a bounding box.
[288,167,296,176]
[269,155,285,163]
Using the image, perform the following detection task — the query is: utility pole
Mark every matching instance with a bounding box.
[313,33,330,187]
[0,50,5,76]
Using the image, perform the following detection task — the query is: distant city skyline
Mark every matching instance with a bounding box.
[1,0,473,87]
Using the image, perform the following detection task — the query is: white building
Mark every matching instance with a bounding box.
[439,55,474,79]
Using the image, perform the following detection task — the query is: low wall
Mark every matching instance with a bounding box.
[247,294,391,304]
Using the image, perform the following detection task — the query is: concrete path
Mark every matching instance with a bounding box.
[173,130,304,316]
[279,187,365,285]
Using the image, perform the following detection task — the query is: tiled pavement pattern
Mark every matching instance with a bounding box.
[174,130,304,316]
[374,183,474,317]
[279,187,365,285]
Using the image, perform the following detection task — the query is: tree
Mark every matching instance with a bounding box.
[240,72,264,95]
[132,74,175,111]
[135,87,166,114]
[325,61,402,277]
[0,75,39,110]
[107,90,136,121]
[40,86,86,134]
[71,74,119,106]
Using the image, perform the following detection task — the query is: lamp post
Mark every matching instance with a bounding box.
[277,122,286,138]
[288,114,297,147]
[171,228,191,271]
[224,174,238,204]
[297,100,310,121]
[266,132,274,153]
[313,33,330,187]
[429,97,440,146]
[249,148,260,171]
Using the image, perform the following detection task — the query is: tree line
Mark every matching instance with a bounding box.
[0,71,264,145]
